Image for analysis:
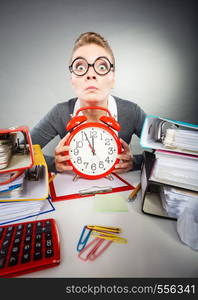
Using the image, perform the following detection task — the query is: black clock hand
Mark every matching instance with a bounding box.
[91,136,96,155]
[84,132,95,155]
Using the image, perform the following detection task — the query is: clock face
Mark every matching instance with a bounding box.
[67,124,121,178]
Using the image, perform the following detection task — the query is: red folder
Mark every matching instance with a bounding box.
[49,172,134,202]
[0,126,34,186]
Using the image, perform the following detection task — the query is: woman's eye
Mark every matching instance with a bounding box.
[76,64,86,71]
[98,64,107,70]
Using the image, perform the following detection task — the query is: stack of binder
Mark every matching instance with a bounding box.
[0,126,50,225]
[140,115,198,220]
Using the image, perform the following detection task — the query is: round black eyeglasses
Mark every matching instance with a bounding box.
[69,56,114,76]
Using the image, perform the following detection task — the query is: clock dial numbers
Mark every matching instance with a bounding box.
[105,138,110,146]
[69,127,118,176]
[73,148,79,156]
[108,147,114,155]
[89,130,97,139]
[83,162,89,169]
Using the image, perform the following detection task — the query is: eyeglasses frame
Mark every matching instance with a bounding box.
[69,56,114,76]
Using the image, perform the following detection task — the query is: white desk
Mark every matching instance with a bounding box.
[21,171,198,278]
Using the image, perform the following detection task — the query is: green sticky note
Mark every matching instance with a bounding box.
[94,193,128,212]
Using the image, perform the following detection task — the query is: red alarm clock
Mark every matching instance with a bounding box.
[65,106,121,179]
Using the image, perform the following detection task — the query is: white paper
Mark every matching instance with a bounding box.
[0,167,48,201]
[177,202,198,250]
[0,197,55,225]
[150,151,198,191]
[53,172,128,197]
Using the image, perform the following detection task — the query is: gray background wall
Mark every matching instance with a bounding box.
[0,0,197,155]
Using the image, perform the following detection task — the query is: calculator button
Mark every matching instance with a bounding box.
[45,232,52,239]
[35,234,42,241]
[46,239,53,248]
[45,220,51,226]
[15,230,23,237]
[5,232,13,239]
[11,246,20,255]
[0,257,6,268]
[17,224,24,231]
[7,226,14,233]
[26,228,32,235]
[36,222,42,227]
[34,250,42,260]
[23,244,31,252]
[24,235,32,243]
[45,248,54,258]
[35,242,42,250]
[26,223,32,229]
[0,248,8,256]
[21,253,31,263]
[13,237,22,246]
[8,256,18,266]
[36,227,43,234]
[2,239,10,248]
[0,227,4,239]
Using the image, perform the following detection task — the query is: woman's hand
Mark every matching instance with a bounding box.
[114,138,133,173]
[54,133,73,173]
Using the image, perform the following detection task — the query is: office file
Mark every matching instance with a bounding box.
[140,151,170,219]
[141,151,198,220]
[0,126,34,175]
[149,150,198,191]
[0,145,49,202]
[140,115,198,156]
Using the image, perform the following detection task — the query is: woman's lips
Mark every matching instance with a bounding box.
[85,86,98,91]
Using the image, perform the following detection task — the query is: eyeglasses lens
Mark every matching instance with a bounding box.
[72,58,88,76]
[94,58,111,75]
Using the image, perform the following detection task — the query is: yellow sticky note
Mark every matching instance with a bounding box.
[94,193,128,212]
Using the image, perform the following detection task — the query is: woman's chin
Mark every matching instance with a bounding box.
[82,98,101,106]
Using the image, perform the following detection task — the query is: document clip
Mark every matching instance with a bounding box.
[0,126,34,174]
[25,165,44,181]
[91,231,128,244]
[76,226,92,252]
[79,186,112,196]
[78,237,112,261]
[86,225,121,234]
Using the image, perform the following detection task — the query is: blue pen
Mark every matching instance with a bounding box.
[77,226,92,252]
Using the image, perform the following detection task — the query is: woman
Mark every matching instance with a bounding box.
[30,32,146,173]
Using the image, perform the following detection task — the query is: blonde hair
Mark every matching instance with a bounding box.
[71,32,115,66]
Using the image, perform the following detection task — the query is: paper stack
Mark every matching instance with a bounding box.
[0,126,54,224]
[160,185,198,218]
[163,128,198,153]
[150,150,198,191]
[140,115,198,219]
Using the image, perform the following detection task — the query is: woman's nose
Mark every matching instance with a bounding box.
[86,66,97,80]
[86,74,96,80]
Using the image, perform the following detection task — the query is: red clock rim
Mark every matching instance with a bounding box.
[65,122,122,179]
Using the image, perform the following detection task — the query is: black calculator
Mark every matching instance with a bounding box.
[0,218,60,277]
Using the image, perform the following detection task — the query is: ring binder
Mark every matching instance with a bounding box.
[0,126,34,176]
